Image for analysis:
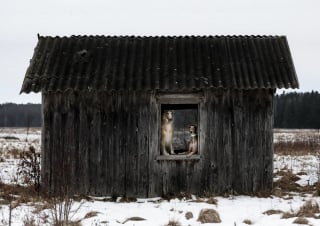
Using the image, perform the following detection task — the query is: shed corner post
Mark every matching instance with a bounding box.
[40,92,48,191]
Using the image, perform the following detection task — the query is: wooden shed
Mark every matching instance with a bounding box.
[20,35,299,197]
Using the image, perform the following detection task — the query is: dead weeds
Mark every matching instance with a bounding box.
[83,211,99,219]
[293,217,309,224]
[121,217,146,224]
[273,170,318,196]
[0,183,42,204]
[296,200,320,218]
[119,196,137,203]
[281,199,320,219]
[274,133,320,155]
[185,211,193,220]
[243,219,253,225]
[263,209,284,216]
[7,148,20,159]
[273,170,302,193]
[281,211,296,219]
[206,197,218,205]
[163,192,193,201]
[165,219,181,226]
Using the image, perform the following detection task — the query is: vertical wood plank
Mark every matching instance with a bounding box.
[42,89,274,197]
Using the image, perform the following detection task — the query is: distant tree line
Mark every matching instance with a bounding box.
[274,91,320,129]
[0,103,41,127]
[0,91,320,128]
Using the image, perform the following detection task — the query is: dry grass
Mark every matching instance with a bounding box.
[263,209,284,216]
[72,195,93,202]
[293,217,309,224]
[0,136,20,140]
[315,183,320,196]
[22,213,42,226]
[0,181,84,225]
[274,132,320,156]
[281,212,295,219]
[273,170,301,193]
[163,192,193,201]
[83,211,99,219]
[17,146,41,194]
[296,171,308,176]
[275,170,300,181]
[273,169,319,195]
[121,217,146,224]
[185,211,193,220]
[206,197,218,205]
[0,183,42,205]
[281,199,320,219]
[31,202,52,215]
[47,194,82,226]
[243,219,253,225]
[189,196,220,205]
[118,196,137,203]
[296,200,320,218]
[274,141,317,155]
[165,219,182,226]
[7,148,20,159]
[50,220,82,226]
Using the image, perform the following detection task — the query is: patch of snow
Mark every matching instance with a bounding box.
[1,128,320,226]
[274,154,319,186]
[1,195,320,226]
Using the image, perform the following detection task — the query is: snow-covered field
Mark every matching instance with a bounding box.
[0,128,320,226]
[274,129,320,144]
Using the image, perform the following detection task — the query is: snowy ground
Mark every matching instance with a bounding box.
[274,129,320,143]
[0,128,320,226]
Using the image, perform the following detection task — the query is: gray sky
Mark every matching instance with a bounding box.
[1,0,319,103]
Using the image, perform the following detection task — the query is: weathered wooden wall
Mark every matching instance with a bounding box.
[41,89,274,197]
[42,91,156,197]
[200,89,274,194]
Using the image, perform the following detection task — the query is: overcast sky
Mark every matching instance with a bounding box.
[0,0,319,103]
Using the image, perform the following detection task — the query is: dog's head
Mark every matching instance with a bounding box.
[189,125,197,134]
[164,111,173,120]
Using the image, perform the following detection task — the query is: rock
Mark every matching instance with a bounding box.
[197,208,221,223]
[185,211,193,220]
[293,217,309,225]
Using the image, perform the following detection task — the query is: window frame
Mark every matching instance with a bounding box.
[156,93,203,161]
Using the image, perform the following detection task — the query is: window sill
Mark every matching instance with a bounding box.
[156,155,201,161]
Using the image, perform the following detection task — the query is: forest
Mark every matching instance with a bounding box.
[0,103,41,127]
[274,91,320,129]
[0,91,320,128]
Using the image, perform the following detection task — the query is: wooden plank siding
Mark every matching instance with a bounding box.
[41,89,274,197]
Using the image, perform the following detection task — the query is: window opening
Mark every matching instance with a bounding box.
[160,104,199,156]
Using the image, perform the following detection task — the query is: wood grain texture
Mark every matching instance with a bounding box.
[41,89,274,197]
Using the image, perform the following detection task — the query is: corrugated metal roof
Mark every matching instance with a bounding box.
[20,35,299,93]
